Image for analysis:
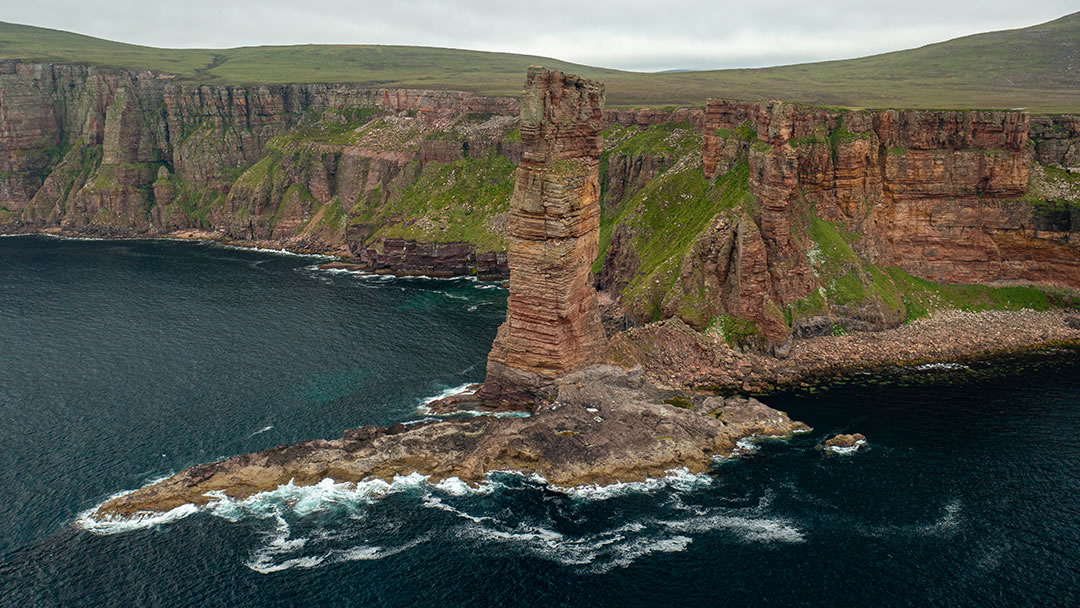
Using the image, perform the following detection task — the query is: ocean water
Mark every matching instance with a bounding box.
[1,236,1078,607]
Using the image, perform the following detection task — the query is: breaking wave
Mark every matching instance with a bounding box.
[824,438,867,456]
[209,243,337,259]
[416,383,477,413]
[75,467,809,575]
[914,362,970,371]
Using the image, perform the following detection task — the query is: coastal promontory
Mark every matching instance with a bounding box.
[90,68,812,520]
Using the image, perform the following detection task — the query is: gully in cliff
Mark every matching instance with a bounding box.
[88,68,809,521]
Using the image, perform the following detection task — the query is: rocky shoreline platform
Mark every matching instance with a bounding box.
[613,309,1080,393]
[94,365,808,518]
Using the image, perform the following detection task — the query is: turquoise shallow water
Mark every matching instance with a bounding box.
[1,236,1079,607]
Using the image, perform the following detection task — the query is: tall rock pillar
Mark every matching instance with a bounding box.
[481,67,608,405]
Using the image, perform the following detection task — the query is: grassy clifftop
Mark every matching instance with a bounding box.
[2,12,1079,111]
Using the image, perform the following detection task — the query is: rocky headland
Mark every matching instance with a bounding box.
[0,53,1069,521]
[95,365,807,518]
[91,68,810,520]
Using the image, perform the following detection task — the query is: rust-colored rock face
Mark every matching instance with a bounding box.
[0,60,519,237]
[481,68,608,404]
[700,99,1080,342]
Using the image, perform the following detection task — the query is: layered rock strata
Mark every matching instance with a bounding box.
[674,100,1080,345]
[352,239,509,280]
[5,59,1078,355]
[479,67,609,404]
[0,60,524,263]
[603,107,704,130]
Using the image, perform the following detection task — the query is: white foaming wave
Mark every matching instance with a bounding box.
[335,536,430,564]
[248,425,274,438]
[429,409,532,419]
[430,469,803,572]
[245,512,315,573]
[79,470,517,536]
[208,472,527,526]
[596,535,694,573]
[244,506,434,574]
[75,472,190,534]
[400,274,482,282]
[298,264,395,280]
[436,290,470,301]
[208,474,432,520]
[314,266,363,275]
[824,439,867,456]
[76,502,199,534]
[415,383,478,414]
[551,468,712,501]
[419,383,477,406]
[852,497,964,540]
[731,437,760,456]
[433,476,495,497]
[81,463,809,575]
[423,495,498,524]
[211,242,337,260]
[914,362,970,371]
[919,498,962,536]
[33,233,108,242]
[249,554,325,574]
[660,513,805,544]
[452,490,803,572]
[453,514,713,573]
[457,522,599,566]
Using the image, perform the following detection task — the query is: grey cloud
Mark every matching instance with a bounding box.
[6,1,1076,71]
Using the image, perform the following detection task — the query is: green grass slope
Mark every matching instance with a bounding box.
[1,13,1078,111]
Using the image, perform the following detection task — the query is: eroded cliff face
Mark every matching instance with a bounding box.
[480,67,608,404]
[601,99,1080,346]
[0,60,522,267]
[4,60,1079,351]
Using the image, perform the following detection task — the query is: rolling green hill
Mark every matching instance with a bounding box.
[1,12,1077,112]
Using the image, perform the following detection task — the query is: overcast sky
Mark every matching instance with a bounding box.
[7,1,1077,71]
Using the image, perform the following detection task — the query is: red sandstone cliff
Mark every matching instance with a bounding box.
[4,60,1079,352]
[0,61,517,241]
[676,100,1080,345]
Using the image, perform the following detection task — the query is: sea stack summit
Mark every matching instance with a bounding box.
[479,67,609,406]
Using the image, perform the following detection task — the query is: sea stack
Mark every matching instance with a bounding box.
[479,67,609,406]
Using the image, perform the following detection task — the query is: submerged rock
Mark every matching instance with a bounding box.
[825,433,866,449]
[823,433,868,455]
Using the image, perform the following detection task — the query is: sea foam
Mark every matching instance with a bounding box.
[77,464,806,576]
[914,362,970,371]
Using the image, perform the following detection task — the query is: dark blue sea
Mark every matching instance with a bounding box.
[1,236,1078,607]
